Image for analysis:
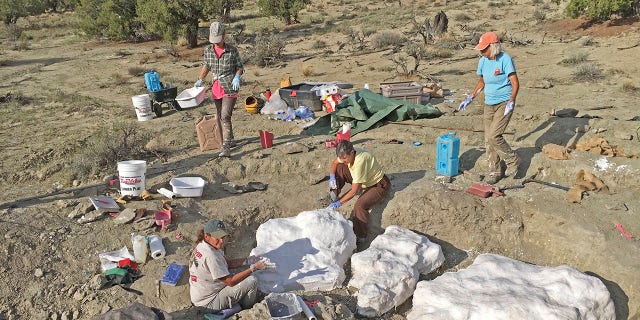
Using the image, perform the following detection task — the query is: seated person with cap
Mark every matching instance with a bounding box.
[189,219,267,313]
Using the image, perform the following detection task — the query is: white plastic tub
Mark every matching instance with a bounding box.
[264,293,302,320]
[175,87,207,109]
[169,177,206,197]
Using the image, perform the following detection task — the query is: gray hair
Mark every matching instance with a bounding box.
[488,42,502,59]
[336,140,354,157]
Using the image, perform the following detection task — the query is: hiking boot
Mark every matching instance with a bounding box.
[219,147,231,158]
[484,173,502,185]
[505,159,520,177]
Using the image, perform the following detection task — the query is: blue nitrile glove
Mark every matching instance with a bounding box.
[329,174,337,190]
[327,201,341,210]
[458,96,472,111]
[232,74,241,91]
[194,79,203,87]
[504,101,514,116]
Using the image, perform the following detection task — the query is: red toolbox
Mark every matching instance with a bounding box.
[466,183,503,198]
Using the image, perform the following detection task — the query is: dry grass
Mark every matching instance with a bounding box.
[560,51,589,65]
[71,121,151,180]
[301,65,315,77]
[621,81,639,94]
[371,31,406,48]
[573,63,604,81]
[128,66,146,77]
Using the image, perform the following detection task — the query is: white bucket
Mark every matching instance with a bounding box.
[131,94,153,121]
[117,160,147,196]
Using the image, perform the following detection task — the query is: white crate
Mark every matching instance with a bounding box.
[175,87,207,109]
[170,177,206,197]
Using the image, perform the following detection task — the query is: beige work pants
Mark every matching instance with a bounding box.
[483,101,519,174]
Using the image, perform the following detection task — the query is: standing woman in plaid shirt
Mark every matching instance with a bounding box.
[195,21,244,158]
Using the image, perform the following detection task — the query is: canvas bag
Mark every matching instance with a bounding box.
[195,115,223,151]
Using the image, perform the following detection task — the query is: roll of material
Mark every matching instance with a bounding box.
[158,188,176,199]
[148,235,166,259]
[298,296,317,320]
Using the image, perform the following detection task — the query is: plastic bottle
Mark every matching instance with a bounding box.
[285,106,295,121]
[131,234,148,264]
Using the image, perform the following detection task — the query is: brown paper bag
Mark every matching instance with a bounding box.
[195,115,223,151]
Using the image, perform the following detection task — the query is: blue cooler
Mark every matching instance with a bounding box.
[436,132,460,176]
[144,72,162,92]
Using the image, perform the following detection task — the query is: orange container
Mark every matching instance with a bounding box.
[259,130,274,148]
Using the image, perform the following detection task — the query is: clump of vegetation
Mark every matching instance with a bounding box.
[72,121,151,179]
[128,66,146,76]
[621,81,639,94]
[371,31,406,48]
[301,65,315,77]
[573,63,604,81]
[312,40,327,49]
[533,8,547,22]
[560,51,589,65]
[581,36,595,46]
[257,0,310,24]
[246,34,286,67]
[454,13,472,22]
[563,0,639,21]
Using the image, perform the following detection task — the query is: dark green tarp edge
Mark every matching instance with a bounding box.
[303,89,443,137]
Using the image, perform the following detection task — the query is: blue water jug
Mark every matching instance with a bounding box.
[436,131,460,176]
[144,72,162,92]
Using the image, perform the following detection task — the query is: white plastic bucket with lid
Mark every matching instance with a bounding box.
[131,94,153,121]
[117,160,147,196]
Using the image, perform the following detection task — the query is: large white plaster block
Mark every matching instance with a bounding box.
[251,209,357,293]
[349,225,445,317]
[407,253,615,320]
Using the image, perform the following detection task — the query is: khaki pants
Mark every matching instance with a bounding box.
[483,101,519,174]
[213,96,236,145]
[203,275,258,312]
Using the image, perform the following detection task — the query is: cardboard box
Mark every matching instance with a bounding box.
[195,115,223,151]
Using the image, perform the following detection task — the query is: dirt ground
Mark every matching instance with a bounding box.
[1,1,639,319]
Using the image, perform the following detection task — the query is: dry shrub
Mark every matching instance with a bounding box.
[72,121,151,179]
[581,36,595,46]
[560,51,589,65]
[533,8,547,22]
[301,65,315,77]
[454,13,473,22]
[621,81,638,94]
[247,34,286,67]
[128,66,146,76]
[112,73,129,86]
[312,40,327,49]
[429,48,454,58]
[371,31,406,48]
[573,63,604,81]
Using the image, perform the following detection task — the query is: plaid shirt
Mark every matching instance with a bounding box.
[202,44,244,93]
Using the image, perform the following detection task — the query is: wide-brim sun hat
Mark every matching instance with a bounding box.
[474,32,500,50]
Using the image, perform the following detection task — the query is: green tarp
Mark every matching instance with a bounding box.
[304,89,443,136]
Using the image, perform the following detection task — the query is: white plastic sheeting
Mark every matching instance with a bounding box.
[407,253,616,320]
[250,209,357,293]
[348,225,445,317]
